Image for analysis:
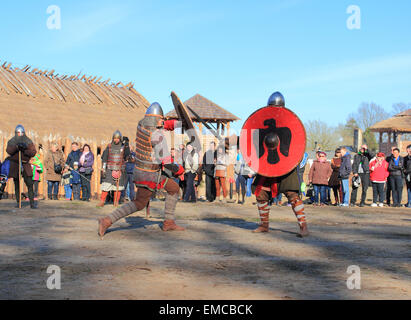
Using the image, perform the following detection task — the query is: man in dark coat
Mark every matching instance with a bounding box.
[339,147,352,206]
[66,142,81,169]
[385,147,395,206]
[350,144,372,207]
[6,125,37,209]
[404,144,411,207]
[387,147,404,207]
[202,141,216,202]
[97,130,130,207]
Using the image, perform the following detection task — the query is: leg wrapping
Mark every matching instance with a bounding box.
[289,194,306,226]
[164,192,179,221]
[257,201,270,223]
[108,201,138,223]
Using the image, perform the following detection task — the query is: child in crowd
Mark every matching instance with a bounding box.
[30,153,44,201]
[70,162,82,201]
[62,165,72,201]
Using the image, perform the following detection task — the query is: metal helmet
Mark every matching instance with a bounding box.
[15,124,25,136]
[112,130,122,141]
[146,102,164,117]
[267,92,285,107]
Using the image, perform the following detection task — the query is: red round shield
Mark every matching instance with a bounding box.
[239,106,306,178]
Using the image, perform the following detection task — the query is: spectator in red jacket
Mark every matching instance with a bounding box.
[369,152,389,207]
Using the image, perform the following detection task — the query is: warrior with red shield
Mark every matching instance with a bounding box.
[239,92,309,237]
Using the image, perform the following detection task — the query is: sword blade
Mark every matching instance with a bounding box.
[186,105,222,141]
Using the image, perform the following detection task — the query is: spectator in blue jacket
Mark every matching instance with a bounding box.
[0,158,10,200]
[124,146,136,201]
[66,142,81,169]
[70,162,82,200]
[339,147,352,207]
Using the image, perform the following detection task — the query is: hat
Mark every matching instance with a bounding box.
[377,152,385,158]
[73,162,79,166]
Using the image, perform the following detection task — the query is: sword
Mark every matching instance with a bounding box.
[186,105,223,141]
[68,167,92,182]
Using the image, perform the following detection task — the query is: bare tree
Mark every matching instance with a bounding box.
[305,120,340,151]
[392,103,411,116]
[348,102,390,132]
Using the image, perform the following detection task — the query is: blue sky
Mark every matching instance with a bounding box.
[1,0,411,133]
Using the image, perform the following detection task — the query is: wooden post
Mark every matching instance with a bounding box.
[91,141,98,200]
[226,122,230,137]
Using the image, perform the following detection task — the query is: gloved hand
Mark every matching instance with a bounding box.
[17,143,27,151]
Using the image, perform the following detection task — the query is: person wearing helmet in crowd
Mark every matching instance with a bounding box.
[6,125,37,209]
[97,130,130,208]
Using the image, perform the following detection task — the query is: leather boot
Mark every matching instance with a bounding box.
[253,222,269,233]
[298,223,309,238]
[98,217,112,238]
[162,220,185,231]
[48,194,53,201]
[53,194,58,200]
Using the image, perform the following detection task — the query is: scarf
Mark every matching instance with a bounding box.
[80,151,89,166]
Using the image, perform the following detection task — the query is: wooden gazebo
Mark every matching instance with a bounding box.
[370,109,411,155]
[165,94,240,136]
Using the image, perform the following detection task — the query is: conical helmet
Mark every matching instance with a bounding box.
[146,102,164,117]
[15,124,25,136]
[112,130,122,141]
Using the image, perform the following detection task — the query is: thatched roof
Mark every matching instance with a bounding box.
[370,109,411,133]
[165,94,240,122]
[0,61,149,143]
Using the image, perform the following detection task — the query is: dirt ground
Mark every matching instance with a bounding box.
[0,196,410,300]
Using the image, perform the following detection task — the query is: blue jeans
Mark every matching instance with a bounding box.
[72,183,81,200]
[273,193,282,204]
[407,182,411,207]
[389,175,403,206]
[246,178,253,197]
[341,179,350,205]
[236,175,247,194]
[313,184,327,204]
[124,173,135,201]
[48,181,60,196]
[64,184,72,200]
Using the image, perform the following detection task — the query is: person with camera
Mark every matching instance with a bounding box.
[6,125,38,208]
[350,144,373,207]
[45,142,65,200]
